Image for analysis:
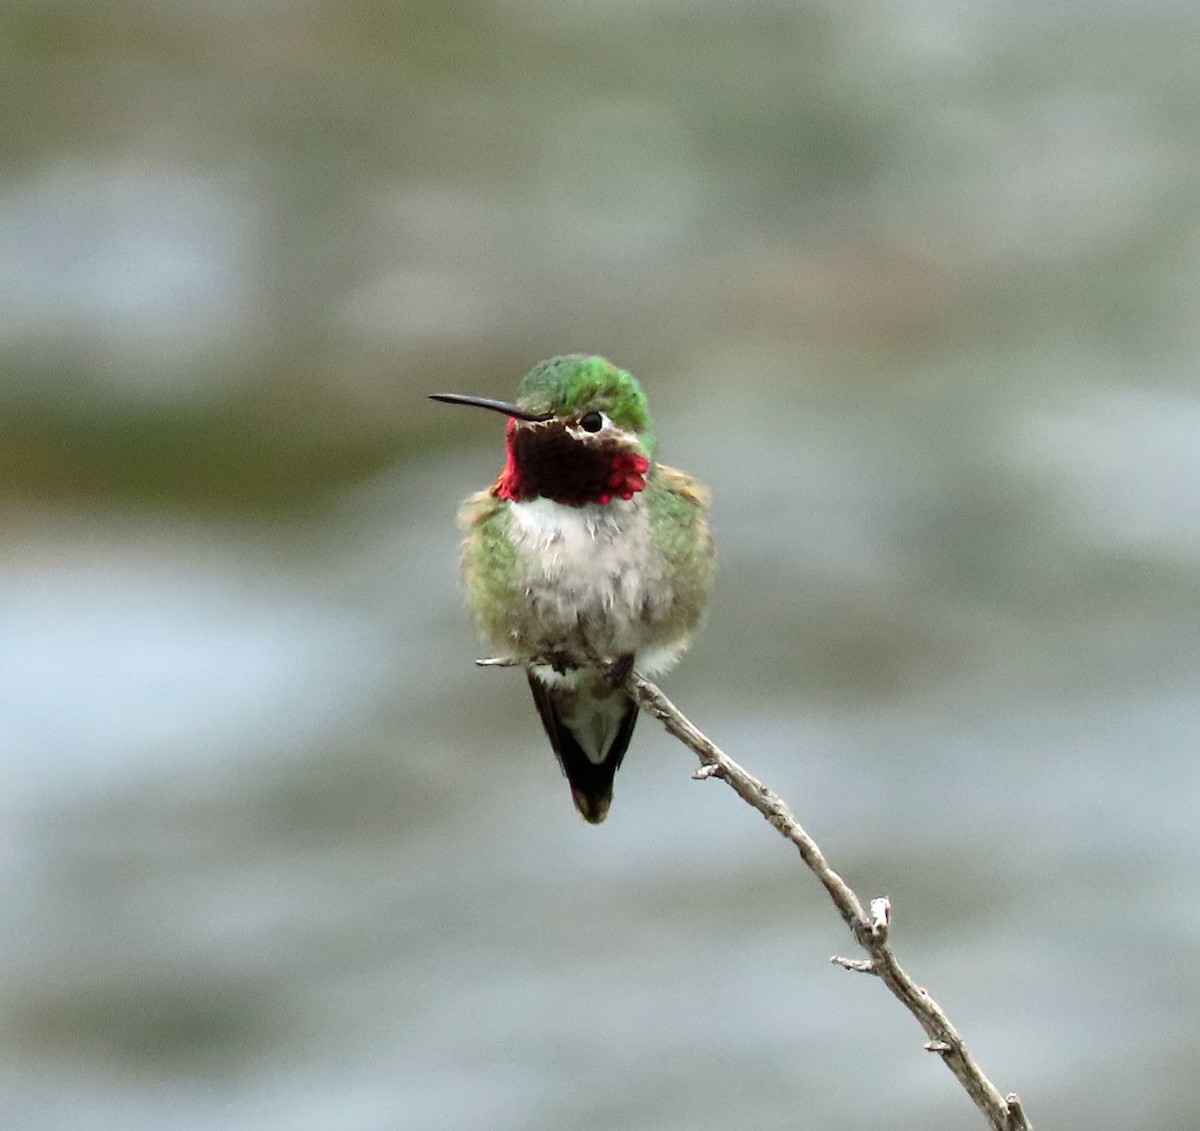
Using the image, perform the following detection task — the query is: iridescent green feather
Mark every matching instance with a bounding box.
[517,355,657,453]
[457,489,520,647]
[645,464,716,641]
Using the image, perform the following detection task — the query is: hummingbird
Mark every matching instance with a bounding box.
[431,355,715,823]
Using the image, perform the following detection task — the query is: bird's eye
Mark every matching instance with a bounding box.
[579,411,604,433]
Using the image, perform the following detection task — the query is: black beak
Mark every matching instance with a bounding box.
[429,393,551,423]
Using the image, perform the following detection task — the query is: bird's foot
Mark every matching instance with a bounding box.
[543,650,575,674]
[606,653,635,688]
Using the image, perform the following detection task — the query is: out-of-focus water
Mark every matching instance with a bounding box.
[4,2,1200,1128]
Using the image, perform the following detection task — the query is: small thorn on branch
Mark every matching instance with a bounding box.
[925,1040,953,1054]
[692,762,723,781]
[831,954,877,974]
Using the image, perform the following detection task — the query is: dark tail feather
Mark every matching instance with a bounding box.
[526,672,639,824]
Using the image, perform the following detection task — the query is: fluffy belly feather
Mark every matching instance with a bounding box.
[506,496,679,666]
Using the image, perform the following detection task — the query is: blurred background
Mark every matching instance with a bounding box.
[3,1,1200,1128]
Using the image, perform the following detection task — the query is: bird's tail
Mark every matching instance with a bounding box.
[526,670,639,823]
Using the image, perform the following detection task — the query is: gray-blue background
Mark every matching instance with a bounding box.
[4,2,1199,1127]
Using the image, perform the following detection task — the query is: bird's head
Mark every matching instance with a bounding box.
[431,355,655,506]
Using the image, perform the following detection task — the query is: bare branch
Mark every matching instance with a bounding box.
[479,657,1033,1131]
[621,668,1033,1131]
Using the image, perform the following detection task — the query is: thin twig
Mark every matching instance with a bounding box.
[624,669,1033,1131]
[478,655,1032,1131]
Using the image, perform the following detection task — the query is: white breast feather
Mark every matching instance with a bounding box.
[507,497,684,679]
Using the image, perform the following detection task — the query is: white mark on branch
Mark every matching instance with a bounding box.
[870,896,891,940]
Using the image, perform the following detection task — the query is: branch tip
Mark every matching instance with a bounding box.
[1005,1095,1031,1130]
[924,1040,953,1054]
[692,762,723,781]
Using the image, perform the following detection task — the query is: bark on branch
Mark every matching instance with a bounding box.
[478,657,1033,1131]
